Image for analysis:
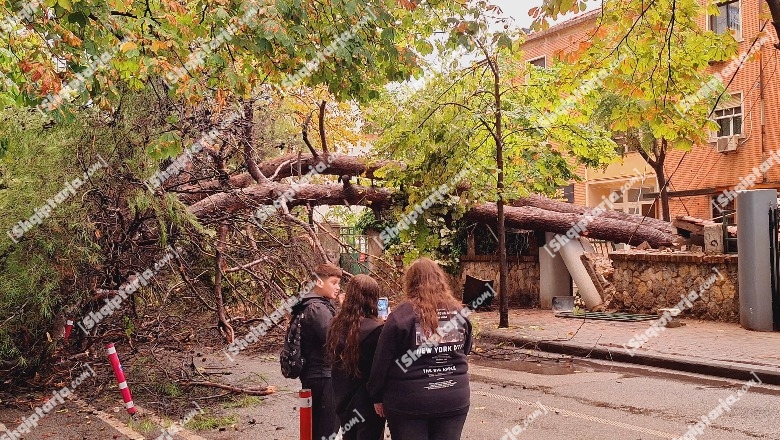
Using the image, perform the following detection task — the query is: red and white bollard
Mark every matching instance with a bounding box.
[299,389,312,440]
[64,320,73,340]
[106,343,136,415]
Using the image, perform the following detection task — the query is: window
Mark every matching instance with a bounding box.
[610,188,624,204]
[528,56,546,69]
[714,106,742,137]
[562,184,574,203]
[712,93,743,139]
[709,0,741,37]
[609,185,657,217]
[711,196,735,224]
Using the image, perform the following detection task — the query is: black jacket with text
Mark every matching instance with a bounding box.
[367,301,472,417]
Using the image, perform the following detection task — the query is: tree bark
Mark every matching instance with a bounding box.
[187,182,394,221]
[175,153,393,203]
[657,139,670,222]
[465,203,677,247]
[180,153,674,233]
[512,195,674,235]
[488,52,509,329]
[187,181,678,247]
[214,223,234,343]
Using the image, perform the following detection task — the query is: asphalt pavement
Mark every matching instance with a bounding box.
[4,329,780,439]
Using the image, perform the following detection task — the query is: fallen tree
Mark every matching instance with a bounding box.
[179,152,679,246]
[187,180,678,247]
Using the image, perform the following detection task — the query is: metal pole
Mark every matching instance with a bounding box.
[299,389,312,440]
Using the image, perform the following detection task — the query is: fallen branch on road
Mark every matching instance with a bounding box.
[179,381,277,396]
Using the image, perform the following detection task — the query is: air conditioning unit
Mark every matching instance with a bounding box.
[715,137,729,152]
[726,135,739,151]
[715,136,739,153]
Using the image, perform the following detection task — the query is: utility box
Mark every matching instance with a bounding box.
[737,189,778,331]
[703,224,724,254]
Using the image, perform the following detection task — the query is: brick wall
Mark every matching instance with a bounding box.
[522,2,780,220]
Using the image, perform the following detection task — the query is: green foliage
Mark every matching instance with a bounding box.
[128,419,158,434]
[0,91,203,378]
[366,5,617,265]
[353,208,396,236]
[161,382,183,398]
[0,108,106,371]
[0,0,463,120]
[221,395,263,409]
[563,0,739,149]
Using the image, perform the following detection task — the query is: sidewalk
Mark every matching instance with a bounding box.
[473,309,780,385]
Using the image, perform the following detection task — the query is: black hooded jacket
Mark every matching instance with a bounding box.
[367,302,472,417]
[296,293,337,380]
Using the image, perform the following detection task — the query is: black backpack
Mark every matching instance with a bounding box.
[281,297,336,379]
[280,303,307,379]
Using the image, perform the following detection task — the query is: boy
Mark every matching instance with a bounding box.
[298,263,342,439]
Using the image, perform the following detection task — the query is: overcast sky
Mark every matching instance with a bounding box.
[487,0,600,30]
[489,0,542,29]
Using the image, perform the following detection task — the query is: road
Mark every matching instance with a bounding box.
[3,350,780,439]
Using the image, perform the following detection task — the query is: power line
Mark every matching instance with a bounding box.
[626,21,772,244]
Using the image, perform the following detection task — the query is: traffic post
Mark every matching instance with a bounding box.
[106,343,137,415]
[300,388,312,440]
[64,320,73,340]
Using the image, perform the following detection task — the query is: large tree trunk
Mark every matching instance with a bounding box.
[187,182,393,221]
[187,181,678,247]
[174,153,392,203]
[513,195,674,235]
[657,139,670,222]
[465,203,676,246]
[179,152,679,231]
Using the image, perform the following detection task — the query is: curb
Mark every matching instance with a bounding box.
[481,330,780,386]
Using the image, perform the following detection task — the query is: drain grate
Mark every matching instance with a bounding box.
[555,311,660,322]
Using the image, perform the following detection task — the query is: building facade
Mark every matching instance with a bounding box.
[521,1,780,222]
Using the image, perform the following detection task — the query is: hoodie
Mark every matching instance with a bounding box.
[367,301,472,417]
[296,293,337,380]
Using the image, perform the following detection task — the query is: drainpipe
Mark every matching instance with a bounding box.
[584,167,589,206]
[761,39,767,183]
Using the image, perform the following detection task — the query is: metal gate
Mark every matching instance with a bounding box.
[338,227,370,275]
[769,207,780,331]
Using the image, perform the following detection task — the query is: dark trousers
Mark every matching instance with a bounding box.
[385,409,469,440]
[339,392,385,440]
[301,377,339,440]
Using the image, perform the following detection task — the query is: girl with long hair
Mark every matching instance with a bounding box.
[326,275,386,440]
[368,258,473,440]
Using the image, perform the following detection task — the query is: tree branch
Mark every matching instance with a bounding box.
[318,100,329,155]
[302,112,318,157]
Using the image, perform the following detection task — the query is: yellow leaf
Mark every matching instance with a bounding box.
[151,40,166,53]
[120,41,138,53]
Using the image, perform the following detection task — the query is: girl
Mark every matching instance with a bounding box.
[326,275,386,440]
[368,258,473,440]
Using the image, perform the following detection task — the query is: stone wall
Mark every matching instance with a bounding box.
[610,251,739,322]
[458,256,540,307]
